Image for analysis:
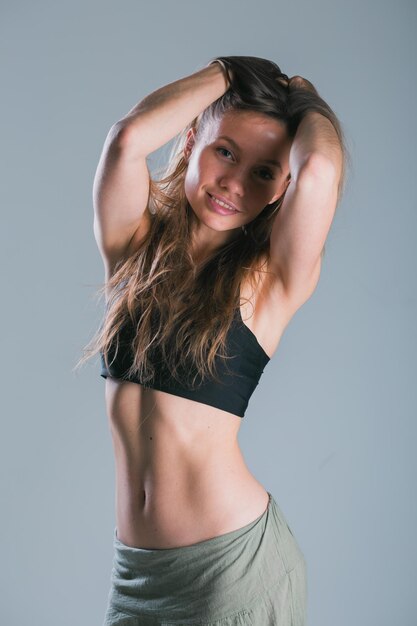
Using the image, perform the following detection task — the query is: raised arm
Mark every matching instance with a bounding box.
[269,110,344,307]
[114,62,229,154]
[93,63,229,274]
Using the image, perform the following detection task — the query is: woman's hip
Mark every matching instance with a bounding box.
[103,491,307,625]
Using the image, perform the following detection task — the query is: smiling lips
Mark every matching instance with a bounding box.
[208,192,241,212]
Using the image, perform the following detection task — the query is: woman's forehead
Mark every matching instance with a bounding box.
[208,110,288,142]
[204,110,291,160]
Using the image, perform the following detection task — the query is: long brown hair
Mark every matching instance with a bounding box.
[74,56,351,387]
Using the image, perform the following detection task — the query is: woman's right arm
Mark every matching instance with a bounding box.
[93,63,228,276]
[115,63,229,156]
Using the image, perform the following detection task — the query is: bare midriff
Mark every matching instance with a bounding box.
[104,376,270,550]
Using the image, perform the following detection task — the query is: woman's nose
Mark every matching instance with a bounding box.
[218,170,246,195]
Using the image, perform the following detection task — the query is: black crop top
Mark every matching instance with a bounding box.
[100,307,270,418]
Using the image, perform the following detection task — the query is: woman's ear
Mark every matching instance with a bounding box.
[183,128,197,161]
[269,177,291,204]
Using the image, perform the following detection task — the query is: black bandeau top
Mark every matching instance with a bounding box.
[100,306,270,418]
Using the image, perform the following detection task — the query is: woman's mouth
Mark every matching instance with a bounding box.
[207,193,239,215]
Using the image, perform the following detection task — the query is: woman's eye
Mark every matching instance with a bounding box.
[259,169,274,180]
[217,147,232,158]
[216,148,274,181]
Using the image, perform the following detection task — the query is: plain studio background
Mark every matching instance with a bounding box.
[1,1,415,625]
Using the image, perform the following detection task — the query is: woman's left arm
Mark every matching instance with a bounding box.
[269,111,344,306]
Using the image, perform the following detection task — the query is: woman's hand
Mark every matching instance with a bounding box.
[283,75,318,95]
[206,60,234,89]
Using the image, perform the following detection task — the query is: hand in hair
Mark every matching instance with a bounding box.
[286,75,318,95]
[207,59,234,88]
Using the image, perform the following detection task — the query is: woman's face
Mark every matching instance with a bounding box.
[183,109,292,248]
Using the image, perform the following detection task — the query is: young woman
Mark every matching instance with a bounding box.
[77,56,348,625]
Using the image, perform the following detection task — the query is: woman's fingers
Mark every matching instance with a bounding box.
[276,76,289,89]
[288,75,318,94]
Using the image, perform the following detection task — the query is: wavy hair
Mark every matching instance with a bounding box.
[74,56,351,387]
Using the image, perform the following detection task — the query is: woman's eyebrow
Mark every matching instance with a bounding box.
[217,135,282,170]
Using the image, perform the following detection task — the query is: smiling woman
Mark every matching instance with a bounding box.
[74,55,349,626]
[183,107,294,257]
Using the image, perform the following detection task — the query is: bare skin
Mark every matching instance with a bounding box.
[185,109,293,262]
[106,274,295,550]
[104,111,305,550]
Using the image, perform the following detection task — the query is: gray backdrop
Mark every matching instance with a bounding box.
[1,1,416,625]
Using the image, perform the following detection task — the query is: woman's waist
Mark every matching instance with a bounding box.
[114,464,269,550]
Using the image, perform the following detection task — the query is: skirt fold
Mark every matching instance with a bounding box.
[103,492,307,626]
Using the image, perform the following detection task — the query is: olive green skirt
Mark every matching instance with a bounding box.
[103,492,307,625]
